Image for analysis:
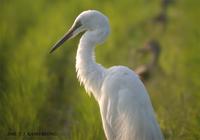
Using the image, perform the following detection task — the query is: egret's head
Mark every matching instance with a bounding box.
[50,10,110,53]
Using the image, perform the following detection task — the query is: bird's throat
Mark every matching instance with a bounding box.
[76,38,105,101]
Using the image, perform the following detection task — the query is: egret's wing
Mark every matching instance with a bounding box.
[101,66,163,140]
[114,87,163,140]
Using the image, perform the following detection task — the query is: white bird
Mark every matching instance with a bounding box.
[50,10,164,140]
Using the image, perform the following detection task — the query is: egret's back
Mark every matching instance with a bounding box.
[100,66,164,140]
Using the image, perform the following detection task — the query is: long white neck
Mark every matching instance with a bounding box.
[76,33,106,101]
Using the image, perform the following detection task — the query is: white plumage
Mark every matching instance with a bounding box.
[50,10,164,140]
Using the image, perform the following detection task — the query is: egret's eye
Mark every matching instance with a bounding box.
[74,20,82,29]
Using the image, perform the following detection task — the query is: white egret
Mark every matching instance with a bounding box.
[50,10,164,140]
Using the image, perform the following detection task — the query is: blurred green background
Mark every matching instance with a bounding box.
[0,0,200,140]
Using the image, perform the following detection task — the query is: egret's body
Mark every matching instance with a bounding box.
[50,10,164,140]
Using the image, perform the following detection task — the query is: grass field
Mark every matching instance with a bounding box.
[0,0,200,140]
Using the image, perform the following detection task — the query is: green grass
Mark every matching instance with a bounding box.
[0,0,200,140]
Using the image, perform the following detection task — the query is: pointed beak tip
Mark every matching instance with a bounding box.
[49,21,82,55]
[49,50,53,54]
[49,47,56,54]
[49,29,74,54]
